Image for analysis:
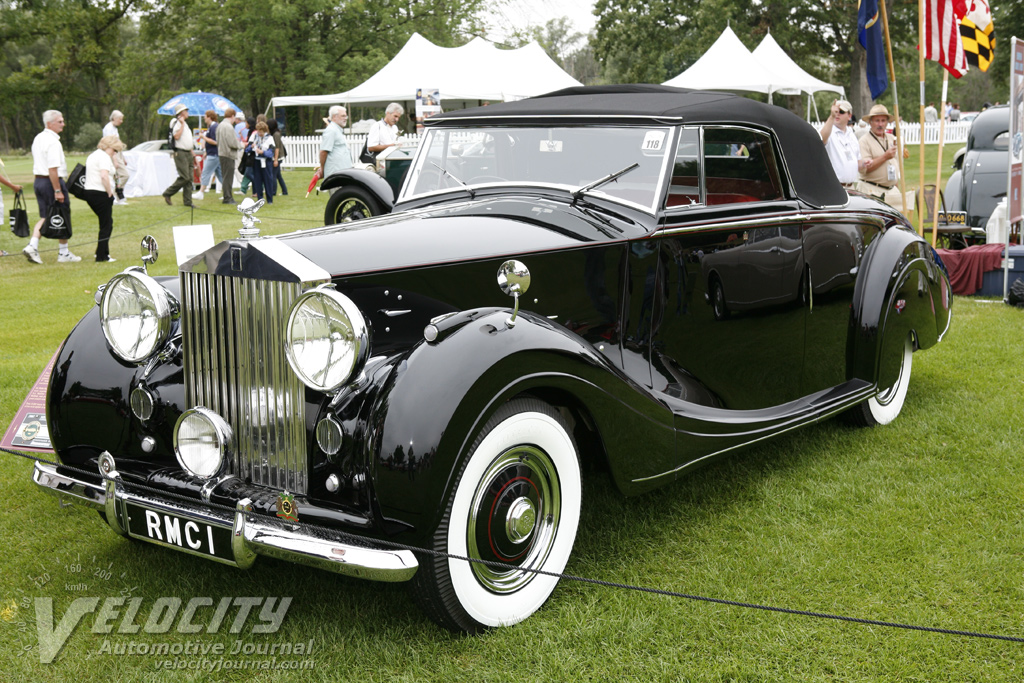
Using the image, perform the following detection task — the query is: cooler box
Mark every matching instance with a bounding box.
[979,245,1024,296]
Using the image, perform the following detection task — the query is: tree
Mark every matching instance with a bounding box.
[0,0,488,150]
[507,17,603,85]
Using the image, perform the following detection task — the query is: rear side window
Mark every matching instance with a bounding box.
[702,128,784,205]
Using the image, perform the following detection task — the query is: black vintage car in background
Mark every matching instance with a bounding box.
[319,143,416,223]
[34,85,951,634]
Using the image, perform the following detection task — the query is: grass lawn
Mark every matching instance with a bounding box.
[3,149,1024,681]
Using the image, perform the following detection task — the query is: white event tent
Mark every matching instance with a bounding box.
[751,32,845,99]
[662,26,794,97]
[270,33,582,108]
[662,26,845,119]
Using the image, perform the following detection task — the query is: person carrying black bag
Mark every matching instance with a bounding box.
[84,135,125,262]
[23,109,80,264]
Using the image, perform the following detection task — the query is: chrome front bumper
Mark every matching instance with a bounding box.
[32,458,418,582]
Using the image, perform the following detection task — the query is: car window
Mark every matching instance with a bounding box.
[404,126,673,213]
[993,131,1009,151]
[666,128,701,209]
[702,128,784,205]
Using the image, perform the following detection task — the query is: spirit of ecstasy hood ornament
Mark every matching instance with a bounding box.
[237,197,265,239]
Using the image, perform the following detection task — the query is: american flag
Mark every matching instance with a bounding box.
[923,0,969,78]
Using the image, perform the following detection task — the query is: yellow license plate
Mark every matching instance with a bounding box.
[939,211,967,226]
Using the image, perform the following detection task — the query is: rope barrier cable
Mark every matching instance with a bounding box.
[3,445,1022,643]
[0,208,193,257]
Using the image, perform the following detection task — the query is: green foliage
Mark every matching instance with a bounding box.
[0,0,487,150]
[505,17,603,85]
[71,122,103,152]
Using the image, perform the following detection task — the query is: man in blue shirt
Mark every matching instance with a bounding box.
[319,105,352,189]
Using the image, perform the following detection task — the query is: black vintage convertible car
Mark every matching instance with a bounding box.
[34,85,951,634]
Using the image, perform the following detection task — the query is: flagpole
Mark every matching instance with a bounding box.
[930,72,950,248]
[917,0,926,236]
[879,0,909,218]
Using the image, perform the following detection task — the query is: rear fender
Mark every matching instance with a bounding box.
[849,225,951,390]
[320,169,396,208]
[364,309,674,539]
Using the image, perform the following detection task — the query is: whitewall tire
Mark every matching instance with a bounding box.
[855,335,914,426]
[411,398,581,633]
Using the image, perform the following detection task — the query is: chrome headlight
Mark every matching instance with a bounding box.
[285,285,369,393]
[100,270,176,363]
[174,407,230,479]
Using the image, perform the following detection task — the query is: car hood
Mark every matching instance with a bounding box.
[276,195,639,276]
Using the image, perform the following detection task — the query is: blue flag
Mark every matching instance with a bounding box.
[858,0,889,99]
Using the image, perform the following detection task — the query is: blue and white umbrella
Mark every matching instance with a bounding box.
[157,91,241,116]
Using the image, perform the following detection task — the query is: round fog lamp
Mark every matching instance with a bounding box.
[130,386,155,421]
[174,407,231,479]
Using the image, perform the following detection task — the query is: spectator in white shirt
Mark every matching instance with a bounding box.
[83,135,126,262]
[23,109,80,264]
[102,110,129,205]
[819,99,865,189]
[365,103,404,158]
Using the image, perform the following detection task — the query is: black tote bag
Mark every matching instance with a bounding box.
[9,190,30,238]
[67,163,87,199]
[39,200,72,240]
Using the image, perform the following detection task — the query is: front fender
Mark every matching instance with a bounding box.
[849,224,951,390]
[364,308,674,539]
[320,168,396,208]
[945,170,963,212]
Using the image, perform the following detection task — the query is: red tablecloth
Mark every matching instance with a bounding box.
[936,243,1005,295]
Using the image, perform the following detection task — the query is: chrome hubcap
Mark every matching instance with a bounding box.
[505,497,536,544]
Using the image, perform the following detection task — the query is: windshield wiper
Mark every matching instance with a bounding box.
[430,162,475,199]
[571,163,639,204]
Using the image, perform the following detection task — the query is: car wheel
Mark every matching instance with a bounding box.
[710,278,730,320]
[324,186,381,224]
[410,398,581,633]
[852,335,913,426]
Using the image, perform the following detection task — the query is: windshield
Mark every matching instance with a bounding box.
[401,126,674,213]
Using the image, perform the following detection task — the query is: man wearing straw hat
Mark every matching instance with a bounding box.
[162,103,195,207]
[858,104,909,210]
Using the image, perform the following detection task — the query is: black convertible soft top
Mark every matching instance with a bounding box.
[429,85,848,209]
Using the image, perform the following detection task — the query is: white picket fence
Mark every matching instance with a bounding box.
[811,120,971,145]
[281,133,423,168]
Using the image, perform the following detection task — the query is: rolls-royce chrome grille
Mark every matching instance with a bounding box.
[180,271,308,493]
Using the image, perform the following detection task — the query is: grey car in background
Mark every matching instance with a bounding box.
[946,105,1009,230]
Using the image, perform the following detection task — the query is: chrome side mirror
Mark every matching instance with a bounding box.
[497,260,530,328]
[140,235,159,273]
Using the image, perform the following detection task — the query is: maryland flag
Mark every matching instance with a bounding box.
[959,0,995,71]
